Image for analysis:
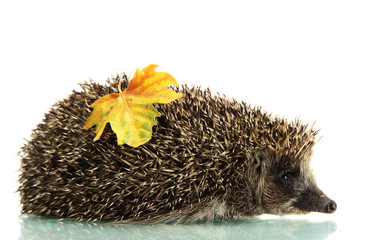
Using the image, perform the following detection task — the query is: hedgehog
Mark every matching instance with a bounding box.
[18,74,336,222]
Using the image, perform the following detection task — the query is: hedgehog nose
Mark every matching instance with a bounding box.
[324,199,337,213]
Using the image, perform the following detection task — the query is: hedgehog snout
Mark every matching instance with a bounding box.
[314,195,337,214]
[293,187,337,214]
[324,199,337,213]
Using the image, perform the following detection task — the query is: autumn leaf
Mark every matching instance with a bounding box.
[83,64,182,147]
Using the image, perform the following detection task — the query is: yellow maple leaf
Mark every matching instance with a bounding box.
[83,64,182,147]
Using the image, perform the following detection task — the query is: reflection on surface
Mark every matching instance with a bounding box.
[19,215,336,240]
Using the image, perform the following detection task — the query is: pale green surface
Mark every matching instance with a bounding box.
[19,215,336,240]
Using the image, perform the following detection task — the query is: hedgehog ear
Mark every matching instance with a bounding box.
[254,151,268,173]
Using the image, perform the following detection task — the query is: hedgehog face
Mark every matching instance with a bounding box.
[254,150,337,215]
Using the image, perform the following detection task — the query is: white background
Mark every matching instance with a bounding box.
[1,0,368,239]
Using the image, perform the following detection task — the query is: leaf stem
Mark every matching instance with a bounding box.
[118,74,123,93]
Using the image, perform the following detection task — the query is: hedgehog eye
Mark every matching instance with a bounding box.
[280,173,291,182]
